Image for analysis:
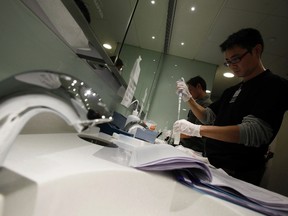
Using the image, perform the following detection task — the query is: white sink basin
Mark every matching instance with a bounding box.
[1,133,262,216]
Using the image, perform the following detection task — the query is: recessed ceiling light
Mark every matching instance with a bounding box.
[151,0,155,4]
[223,72,234,78]
[152,36,155,39]
[181,42,185,46]
[191,6,196,11]
[103,43,112,49]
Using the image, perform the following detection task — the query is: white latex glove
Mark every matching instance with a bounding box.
[173,119,202,137]
[176,80,192,102]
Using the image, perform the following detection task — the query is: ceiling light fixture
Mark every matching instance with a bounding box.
[206,90,211,93]
[223,72,234,78]
[151,0,155,4]
[181,42,184,45]
[103,43,112,49]
[191,6,196,11]
[152,36,155,39]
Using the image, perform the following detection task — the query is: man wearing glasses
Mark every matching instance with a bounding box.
[174,28,288,185]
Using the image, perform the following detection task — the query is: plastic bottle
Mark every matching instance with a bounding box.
[125,109,140,127]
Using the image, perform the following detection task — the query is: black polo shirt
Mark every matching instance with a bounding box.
[206,70,288,171]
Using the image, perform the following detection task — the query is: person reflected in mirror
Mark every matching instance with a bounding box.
[179,76,212,155]
[110,56,124,74]
[174,28,288,186]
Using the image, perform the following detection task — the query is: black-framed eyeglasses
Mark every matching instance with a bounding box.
[224,51,250,67]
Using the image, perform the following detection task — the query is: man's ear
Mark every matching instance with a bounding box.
[254,44,263,57]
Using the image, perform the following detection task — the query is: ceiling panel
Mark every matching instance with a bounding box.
[272,0,288,16]
[208,8,267,43]
[258,16,288,57]
[169,0,225,59]
[133,0,168,31]
[126,0,168,52]
[196,40,224,65]
[225,0,283,14]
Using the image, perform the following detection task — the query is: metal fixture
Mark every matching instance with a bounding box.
[0,71,112,165]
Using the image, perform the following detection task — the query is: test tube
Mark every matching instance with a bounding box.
[174,132,180,145]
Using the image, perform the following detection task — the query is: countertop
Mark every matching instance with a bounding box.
[1,133,262,216]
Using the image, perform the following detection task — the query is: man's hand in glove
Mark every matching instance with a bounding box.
[173,119,202,137]
[176,80,192,102]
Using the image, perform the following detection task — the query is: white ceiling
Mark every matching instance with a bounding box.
[118,0,288,99]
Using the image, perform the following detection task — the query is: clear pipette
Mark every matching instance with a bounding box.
[177,92,182,120]
[177,77,184,120]
[174,77,185,144]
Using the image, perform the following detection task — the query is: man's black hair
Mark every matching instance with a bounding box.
[220,28,264,54]
[186,76,207,91]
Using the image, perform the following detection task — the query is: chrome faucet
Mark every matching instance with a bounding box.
[0,71,113,165]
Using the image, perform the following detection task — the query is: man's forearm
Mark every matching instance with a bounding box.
[187,98,207,121]
[200,125,240,143]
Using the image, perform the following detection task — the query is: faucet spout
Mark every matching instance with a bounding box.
[0,71,113,166]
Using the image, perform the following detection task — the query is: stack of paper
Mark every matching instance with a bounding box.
[129,143,212,182]
[130,144,288,216]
